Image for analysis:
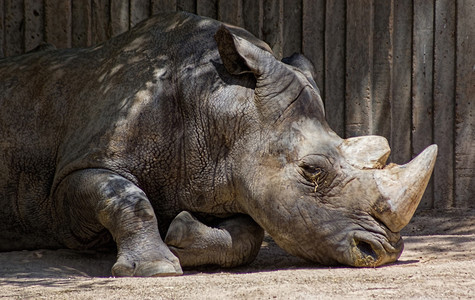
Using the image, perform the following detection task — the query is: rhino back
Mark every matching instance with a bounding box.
[0,12,260,248]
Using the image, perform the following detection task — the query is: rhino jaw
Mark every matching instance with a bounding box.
[372,144,438,232]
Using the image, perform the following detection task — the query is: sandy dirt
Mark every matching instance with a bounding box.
[1,209,473,299]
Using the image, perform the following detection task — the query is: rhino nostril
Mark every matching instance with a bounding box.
[356,240,378,260]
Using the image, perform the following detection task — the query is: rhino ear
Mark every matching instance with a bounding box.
[214,25,273,76]
[282,53,320,94]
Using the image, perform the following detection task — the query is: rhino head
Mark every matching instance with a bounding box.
[215,26,437,267]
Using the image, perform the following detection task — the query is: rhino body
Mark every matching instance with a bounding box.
[0,12,436,276]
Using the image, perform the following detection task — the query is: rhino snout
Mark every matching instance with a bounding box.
[348,234,404,267]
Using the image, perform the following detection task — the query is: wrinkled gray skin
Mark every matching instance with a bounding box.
[0,12,436,277]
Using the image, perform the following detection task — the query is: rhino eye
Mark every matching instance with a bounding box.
[301,165,322,176]
[300,165,325,181]
[299,164,328,193]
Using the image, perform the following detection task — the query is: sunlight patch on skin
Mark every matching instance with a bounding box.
[290,117,341,160]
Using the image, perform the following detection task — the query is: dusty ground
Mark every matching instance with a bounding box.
[1,209,474,299]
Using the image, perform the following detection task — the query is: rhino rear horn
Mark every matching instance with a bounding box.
[339,136,391,169]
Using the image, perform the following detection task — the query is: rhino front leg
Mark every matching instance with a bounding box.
[54,169,182,277]
[165,211,264,268]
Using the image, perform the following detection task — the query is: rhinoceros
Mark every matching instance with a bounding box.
[0,12,437,277]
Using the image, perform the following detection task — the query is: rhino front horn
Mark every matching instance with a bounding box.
[372,145,438,232]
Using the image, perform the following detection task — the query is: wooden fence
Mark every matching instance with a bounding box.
[0,0,473,209]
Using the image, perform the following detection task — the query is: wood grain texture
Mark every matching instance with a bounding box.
[218,0,242,26]
[177,0,196,13]
[412,0,434,209]
[0,0,4,57]
[433,0,455,208]
[262,0,283,58]
[151,0,177,14]
[110,1,129,36]
[4,0,24,55]
[283,0,302,57]
[302,0,324,97]
[130,0,150,27]
[45,0,72,48]
[371,0,392,139]
[242,0,263,39]
[345,0,373,137]
[324,0,345,137]
[455,0,475,208]
[72,0,92,47]
[197,0,217,19]
[390,0,412,165]
[91,0,110,44]
[24,0,44,51]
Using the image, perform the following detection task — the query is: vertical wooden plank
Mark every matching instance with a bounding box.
[283,0,301,57]
[130,0,150,28]
[455,0,475,208]
[72,0,92,47]
[218,0,242,26]
[371,0,392,139]
[345,0,373,137]
[302,0,324,102]
[176,0,196,13]
[151,0,177,14]
[390,0,412,165]
[433,0,455,208]
[24,0,44,52]
[262,0,283,58]
[412,1,434,209]
[242,0,262,39]
[91,0,110,45]
[324,0,345,137]
[4,0,24,56]
[44,0,72,49]
[197,0,217,19]
[0,0,4,57]
[110,1,129,37]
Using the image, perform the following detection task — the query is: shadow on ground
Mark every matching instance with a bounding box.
[0,209,473,282]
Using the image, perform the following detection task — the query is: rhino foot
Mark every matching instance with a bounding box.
[54,169,184,277]
[165,211,264,268]
[112,257,183,277]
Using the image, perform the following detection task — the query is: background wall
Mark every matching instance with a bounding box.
[0,0,473,209]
